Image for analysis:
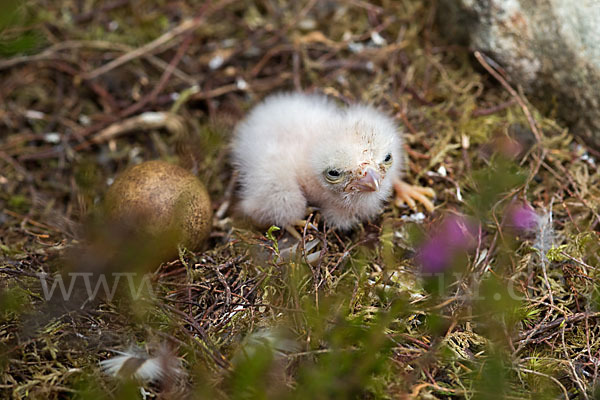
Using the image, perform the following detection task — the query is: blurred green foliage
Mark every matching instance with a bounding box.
[7,194,29,213]
[225,293,406,400]
[467,155,527,219]
[0,0,42,57]
[0,286,32,320]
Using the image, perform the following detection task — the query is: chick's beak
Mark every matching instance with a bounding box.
[352,168,381,192]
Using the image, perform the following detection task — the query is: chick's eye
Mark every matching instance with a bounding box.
[383,153,393,164]
[324,168,344,183]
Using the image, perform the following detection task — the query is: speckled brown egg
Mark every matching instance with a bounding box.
[104,160,212,251]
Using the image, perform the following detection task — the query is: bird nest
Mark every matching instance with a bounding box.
[1,0,600,398]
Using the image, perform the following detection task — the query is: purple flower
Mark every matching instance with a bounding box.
[440,215,477,249]
[507,202,540,231]
[418,237,453,274]
[417,215,477,274]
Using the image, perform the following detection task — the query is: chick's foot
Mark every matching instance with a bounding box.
[285,219,318,240]
[393,180,435,212]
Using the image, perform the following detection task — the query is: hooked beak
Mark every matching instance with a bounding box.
[349,168,381,192]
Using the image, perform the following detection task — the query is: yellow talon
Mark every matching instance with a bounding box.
[393,179,436,212]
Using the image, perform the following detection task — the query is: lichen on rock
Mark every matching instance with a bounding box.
[438,0,600,148]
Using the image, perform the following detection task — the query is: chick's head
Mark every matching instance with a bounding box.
[310,105,403,205]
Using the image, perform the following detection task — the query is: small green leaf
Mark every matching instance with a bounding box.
[546,245,568,262]
[266,225,280,255]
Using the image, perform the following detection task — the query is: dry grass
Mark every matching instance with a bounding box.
[1,0,600,398]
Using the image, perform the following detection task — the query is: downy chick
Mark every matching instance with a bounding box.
[231,92,434,230]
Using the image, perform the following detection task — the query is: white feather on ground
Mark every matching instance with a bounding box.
[99,347,181,382]
[232,92,407,230]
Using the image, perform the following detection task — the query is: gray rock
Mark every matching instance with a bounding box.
[437,0,600,148]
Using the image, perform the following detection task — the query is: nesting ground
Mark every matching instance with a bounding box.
[1,1,600,399]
